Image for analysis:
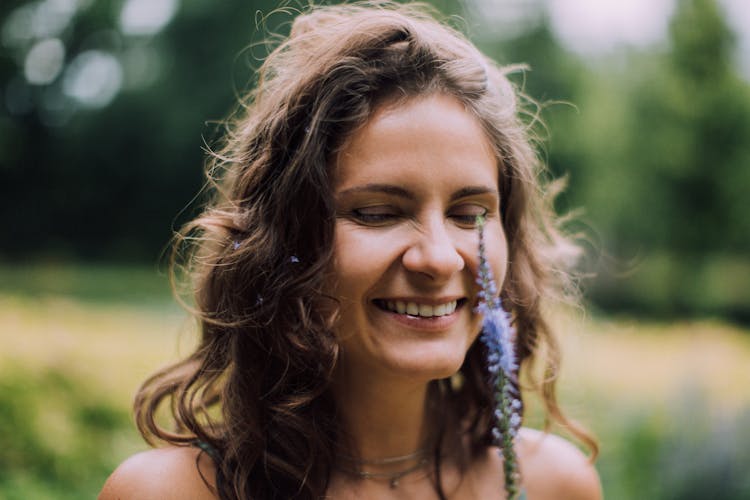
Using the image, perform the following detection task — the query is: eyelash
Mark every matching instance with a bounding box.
[350,209,396,224]
[350,207,488,225]
[452,212,486,225]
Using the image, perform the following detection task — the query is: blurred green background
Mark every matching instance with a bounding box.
[1,0,749,498]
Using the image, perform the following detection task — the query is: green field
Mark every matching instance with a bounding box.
[1,265,749,499]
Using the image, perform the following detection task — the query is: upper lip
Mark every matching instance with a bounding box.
[373,296,465,305]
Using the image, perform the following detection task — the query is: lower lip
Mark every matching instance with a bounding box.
[375,303,463,331]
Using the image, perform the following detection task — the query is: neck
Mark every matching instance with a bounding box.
[332,363,434,462]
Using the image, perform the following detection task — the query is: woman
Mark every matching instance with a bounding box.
[101,2,601,499]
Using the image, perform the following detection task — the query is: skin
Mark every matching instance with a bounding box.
[99,94,602,499]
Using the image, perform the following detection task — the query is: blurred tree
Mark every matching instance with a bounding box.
[581,0,750,318]
[628,0,750,255]
[0,0,297,260]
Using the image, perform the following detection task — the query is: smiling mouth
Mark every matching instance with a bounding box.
[373,299,467,318]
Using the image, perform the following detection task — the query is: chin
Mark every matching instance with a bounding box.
[380,344,469,381]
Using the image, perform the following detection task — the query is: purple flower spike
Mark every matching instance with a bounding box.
[475,216,522,499]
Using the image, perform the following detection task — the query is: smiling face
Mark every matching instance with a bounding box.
[329,93,508,382]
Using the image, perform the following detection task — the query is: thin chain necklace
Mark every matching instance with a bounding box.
[336,448,432,489]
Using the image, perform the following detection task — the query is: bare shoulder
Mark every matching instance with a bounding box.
[99,446,217,500]
[517,428,602,500]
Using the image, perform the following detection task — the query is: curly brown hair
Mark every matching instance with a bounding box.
[134,2,597,498]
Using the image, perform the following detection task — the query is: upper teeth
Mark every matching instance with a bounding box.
[384,300,458,317]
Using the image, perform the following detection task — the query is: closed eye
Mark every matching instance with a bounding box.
[450,204,488,226]
[350,207,401,225]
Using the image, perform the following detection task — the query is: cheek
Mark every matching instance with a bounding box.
[329,226,393,299]
[493,232,509,289]
[462,221,509,291]
[329,233,358,299]
[490,217,509,261]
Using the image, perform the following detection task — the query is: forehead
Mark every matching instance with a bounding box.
[333,93,498,192]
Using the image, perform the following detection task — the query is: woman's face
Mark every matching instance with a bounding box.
[329,93,508,382]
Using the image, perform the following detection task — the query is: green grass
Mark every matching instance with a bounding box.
[0,261,175,306]
[1,263,749,499]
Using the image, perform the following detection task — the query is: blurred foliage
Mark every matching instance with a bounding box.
[595,393,750,500]
[484,0,750,322]
[0,366,137,500]
[1,0,749,319]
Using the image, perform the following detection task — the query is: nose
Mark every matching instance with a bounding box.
[402,220,465,281]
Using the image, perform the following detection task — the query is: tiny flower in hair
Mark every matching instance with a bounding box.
[290,255,300,263]
[475,215,522,499]
[232,240,240,250]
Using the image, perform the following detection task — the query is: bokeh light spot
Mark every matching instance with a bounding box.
[24,38,66,85]
[2,3,37,49]
[119,0,180,36]
[62,50,123,108]
[32,0,79,39]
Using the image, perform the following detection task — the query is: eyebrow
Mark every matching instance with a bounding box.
[336,183,498,201]
[337,183,413,199]
[449,186,498,202]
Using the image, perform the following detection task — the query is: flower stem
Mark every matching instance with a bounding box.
[475,216,521,499]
